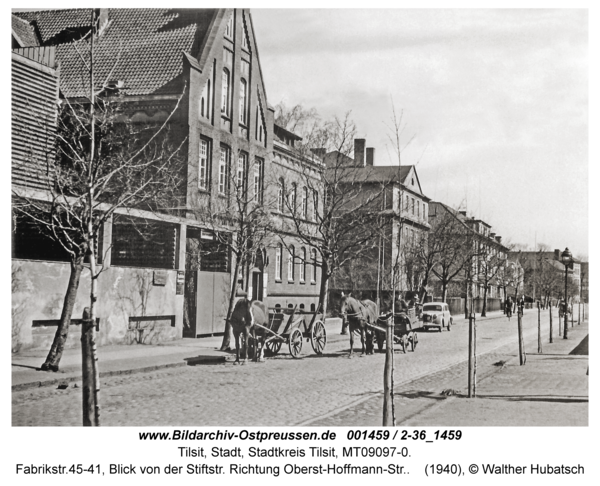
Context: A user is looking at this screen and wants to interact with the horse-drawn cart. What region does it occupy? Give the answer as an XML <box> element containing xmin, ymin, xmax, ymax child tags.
<box><xmin>371</xmin><ymin>308</ymin><xmax>419</xmax><ymax>353</ymax></box>
<box><xmin>252</xmin><ymin>306</ymin><xmax>327</xmax><ymax>359</ymax></box>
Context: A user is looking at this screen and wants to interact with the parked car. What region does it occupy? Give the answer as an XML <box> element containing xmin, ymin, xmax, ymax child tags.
<box><xmin>421</xmin><ymin>302</ymin><xmax>452</xmax><ymax>331</ymax></box>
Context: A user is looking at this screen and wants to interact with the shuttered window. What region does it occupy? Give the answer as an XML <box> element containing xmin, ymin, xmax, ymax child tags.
<box><xmin>111</xmin><ymin>215</ymin><xmax>177</xmax><ymax>269</ymax></box>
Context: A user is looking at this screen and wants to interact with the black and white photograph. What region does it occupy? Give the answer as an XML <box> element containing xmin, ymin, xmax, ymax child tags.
<box><xmin>8</xmin><ymin>3</ymin><xmax>593</xmax><ymax>483</ymax></box>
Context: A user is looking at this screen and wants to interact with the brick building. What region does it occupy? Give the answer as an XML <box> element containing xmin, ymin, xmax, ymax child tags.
<box><xmin>11</xmin><ymin>8</ymin><xmax>322</xmax><ymax>351</ymax></box>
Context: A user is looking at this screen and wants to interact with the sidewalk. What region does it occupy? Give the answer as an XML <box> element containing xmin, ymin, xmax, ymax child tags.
<box><xmin>11</xmin><ymin>317</ymin><xmax>344</xmax><ymax>391</ymax></box>
<box><xmin>400</xmin><ymin>318</ymin><xmax>589</xmax><ymax>426</ymax></box>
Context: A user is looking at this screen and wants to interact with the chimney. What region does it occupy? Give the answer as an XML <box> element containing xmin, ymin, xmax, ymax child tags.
<box><xmin>366</xmin><ymin>147</ymin><xmax>375</xmax><ymax>166</ymax></box>
<box><xmin>554</xmin><ymin>249</ymin><xmax>560</xmax><ymax>261</ymax></box>
<box><xmin>354</xmin><ymin>139</ymin><xmax>365</xmax><ymax>167</ymax></box>
<box><xmin>459</xmin><ymin>210</ymin><xmax>467</xmax><ymax>217</ymax></box>
<box><xmin>495</xmin><ymin>236</ymin><xmax>502</xmax><ymax>244</ymax></box>
<box><xmin>311</xmin><ymin>148</ymin><xmax>326</xmax><ymax>158</ymax></box>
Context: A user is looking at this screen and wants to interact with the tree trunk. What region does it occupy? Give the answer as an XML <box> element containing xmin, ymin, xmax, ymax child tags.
<box><xmin>41</xmin><ymin>258</ymin><xmax>84</xmax><ymax>371</ymax></box>
<box><xmin>220</xmin><ymin>255</ymin><xmax>243</xmax><ymax>351</ymax></box>
<box><xmin>382</xmin><ymin>315</ymin><xmax>395</xmax><ymax>425</ymax></box>
<box><xmin>317</xmin><ymin>260</ymin><xmax>330</xmax><ymax>318</ymax></box>
<box><xmin>480</xmin><ymin>285</ymin><xmax>488</xmax><ymax>317</ymax></box>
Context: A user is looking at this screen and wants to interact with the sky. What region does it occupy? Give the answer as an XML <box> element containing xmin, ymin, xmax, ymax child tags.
<box><xmin>251</xmin><ymin>8</ymin><xmax>589</xmax><ymax>259</ymax></box>
<box><xmin>8</xmin><ymin>6</ymin><xmax>590</xmax><ymax>258</ymax></box>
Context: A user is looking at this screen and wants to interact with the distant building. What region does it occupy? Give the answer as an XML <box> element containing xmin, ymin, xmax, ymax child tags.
<box><xmin>326</xmin><ymin>139</ymin><xmax>431</xmax><ymax>309</ymax></box>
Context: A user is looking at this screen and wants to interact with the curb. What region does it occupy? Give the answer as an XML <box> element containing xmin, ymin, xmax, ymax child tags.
<box><xmin>12</xmin><ymin>355</ymin><xmax>226</xmax><ymax>392</ymax></box>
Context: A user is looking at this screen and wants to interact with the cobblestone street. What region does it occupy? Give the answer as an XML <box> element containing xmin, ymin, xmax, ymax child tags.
<box><xmin>12</xmin><ymin>311</ymin><xmax>576</xmax><ymax>426</ymax></box>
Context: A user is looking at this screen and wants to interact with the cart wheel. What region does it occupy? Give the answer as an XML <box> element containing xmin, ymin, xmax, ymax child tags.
<box><xmin>411</xmin><ymin>332</ymin><xmax>418</xmax><ymax>351</ymax></box>
<box><xmin>289</xmin><ymin>329</ymin><xmax>303</xmax><ymax>358</ymax></box>
<box><xmin>265</xmin><ymin>339</ymin><xmax>282</xmax><ymax>356</ymax></box>
<box><xmin>400</xmin><ymin>334</ymin><xmax>408</xmax><ymax>353</ymax></box>
<box><xmin>310</xmin><ymin>320</ymin><xmax>327</xmax><ymax>354</ymax></box>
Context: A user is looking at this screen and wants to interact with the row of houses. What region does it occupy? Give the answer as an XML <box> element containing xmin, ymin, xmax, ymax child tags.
<box><xmin>11</xmin><ymin>8</ymin><xmax>521</xmax><ymax>352</ymax></box>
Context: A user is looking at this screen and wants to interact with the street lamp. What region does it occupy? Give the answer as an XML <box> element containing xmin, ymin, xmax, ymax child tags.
<box><xmin>561</xmin><ymin>248</ymin><xmax>573</xmax><ymax>339</ymax></box>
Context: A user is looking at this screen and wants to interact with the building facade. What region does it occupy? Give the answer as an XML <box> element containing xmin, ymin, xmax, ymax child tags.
<box><xmin>11</xmin><ymin>8</ymin><xmax>322</xmax><ymax>351</ymax></box>
<box><xmin>327</xmin><ymin>138</ymin><xmax>431</xmax><ymax>310</ymax></box>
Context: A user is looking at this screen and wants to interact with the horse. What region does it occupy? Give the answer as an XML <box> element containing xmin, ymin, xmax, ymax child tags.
<box><xmin>340</xmin><ymin>292</ymin><xmax>377</xmax><ymax>357</ymax></box>
<box><xmin>229</xmin><ymin>297</ymin><xmax>269</xmax><ymax>364</ymax></box>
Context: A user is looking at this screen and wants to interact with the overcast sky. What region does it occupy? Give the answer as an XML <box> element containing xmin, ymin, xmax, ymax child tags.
<box><xmin>252</xmin><ymin>8</ymin><xmax>589</xmax><ymax>258</ymax></box>
<box><xmin>9</xmin><ymin>6</ymin><xmax>590</xmax><ymax>258</ymax></box>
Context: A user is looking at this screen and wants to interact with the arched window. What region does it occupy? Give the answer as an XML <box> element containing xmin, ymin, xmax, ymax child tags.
<box><xmin>302</xmin><ymin>186</ymin><xmax>308</xmax><ymax>219</ymax></box>
<box><xmin>288</xmin><ymin>246</ymin><xmax>295</xmax><ymax>282</ymax></box>
<box><xmin>311</xmin><ymin>248</ymin><xmax>317</xmax><ymax>283</ymax></box>
<box><xmin>289</xmin><ymin>183</ymin><xmax>297</xmax><ymax>213</ymax></box>
<box><xmin>300</xmin><ymin>247</ymin><xmax>306</xmax><ymax>282</ymax></box>
<box><xmin>221</xmin><ymin>69</ymin><xmax>230</xmax><ymax>117</ymax></box>
<box><xmin>239</xmin><ymin>79</ymin><xmax>247</xmax><ymax>125</ymax></box>
<box><xmin>278</xmin><ymin>178</ymin><xmax>284</xmax><ymax>212</ymax></box>
<box><xmin>199</xmin><ymin>64</ymin><xmax>213</xmax><ymax>121</ymax></box>
<box><xmin>275</xmin><ymin>244</ymin><xmax>282</xmax><ymax>281</ymax></box>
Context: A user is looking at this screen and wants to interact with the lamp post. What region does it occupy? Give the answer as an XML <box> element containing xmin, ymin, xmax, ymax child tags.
<box><xmin>561</xmin><ymin>248</ymin><xmax>573</xmax><ymax>339</ymax></box>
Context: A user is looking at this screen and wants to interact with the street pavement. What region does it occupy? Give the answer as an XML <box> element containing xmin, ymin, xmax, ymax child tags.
<box><xmin>11</xmin><ymin>307</ymin><xmax>589</xmax><ymax>426</ymax></box>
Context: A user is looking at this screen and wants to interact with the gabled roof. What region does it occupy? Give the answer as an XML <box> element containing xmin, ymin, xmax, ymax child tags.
<box><xmin>12</xmin><ymin>14</ymin><xmax>40</xmax><ymax>47</ymax></box>
<box><xmin>14</xmin><ymin>9</ymin><xmax>219</xmax><ymax>97</ymax></box>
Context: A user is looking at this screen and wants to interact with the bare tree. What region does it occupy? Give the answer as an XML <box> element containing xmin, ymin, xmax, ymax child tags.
<box><xmin>477</xmin><ymin>241</ymin><xmax>511</xmax><ymax>317</ymax></box>
<box><xmin>430</xmin><ymin>208</ymin><xmax>475</xmax><ymax>303</ymax></box>
<box><xmin>275</xmin><ymin>109</ymin><xmax>388</xmax><ymax>318</ymax></box>
<box><xmin>194</xmin><ymin>153</ymin><xmax>275</xmax><ymax>351</ymax></box>
<box><xmin>12</xmin><ymin>10</ymin><xmax>186</xmax><ymax>425</ymax></box>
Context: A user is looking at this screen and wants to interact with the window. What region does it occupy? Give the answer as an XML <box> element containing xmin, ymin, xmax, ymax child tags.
<box><xmin>302</xmin><ymin>186</ymin><xmax>308</xmax><ymax>219</ymax></box>
<box><xmin>111</xmin><ymin>215</ymin><xmax>177</xmax><ymax>269</ymax></box>
<box><xmin>289</xmin><ymin>183</ymin><xmax>297</xmax><ymax>213</ymax></box>
<box><xmin>411</xmin><ymin>198</ymin><xmax>415</xmax><ymax>215</ymax></box>
<box><xmin>417</xmin><ymin>200</ymin><xmax>420</xmax><ymax>218</ymax></box>
<box><xmin>12</xmin><ymin>211</ymin><xmax>73</xmax><ymax>263</ymax></box>
<box><xmin>199</xmin><ymin>234</ymin><xmax>230</xmax><ymax>273</ymax></box>
<box><xmin>423</xmin><ymin>203</ymin><xmax>427</xmax><ymax>219</ymax></box>
<box><xmin>199</xmin><ymin>138</ymin><xmax>210</xmax><ymax>191</ymax></box>
<box><xmin>239</xmin><ymin>79</ymin><xmax>247</xmax><ymax>125</ymax></box>
<box><xmin>224</xmin><ymin>14</ymin><xmax>234</xmax><ymax>39</ymax></box>
<box><xmin>405</xmin><ymin>194</ymin><xmax>409</xmax><ymax>211</ymax></box>
<box><xmin>275</xmin><ymin>244</ymin><xmax>282</xmax><ymax>281</ymax></box>
<box><xmin>277</xmin><ymin>178</ymin><xmax>284</xmax><ymax>212</ymax></box>
<box><xmin>313</xmin><ymin>189</ymin><xmax>319</xmax><ymax>221</ymax></box>
<box><xmin>221</xmin><ymin>69</ymin><xmax>230</xmax><ymax>117</ymax></box>
<box><xmin>241</xmin><ymin>59</ymin><xmax>250</xmax><ymax>76</ymax></box>
<box><xmin>199</xmin><ymin>62</ymin><xmax>213</xmax><ymax>121</ymax></box>
<box><xmin>311</xmin><ymin>249</ymin><xmax>317</xmax><ymax>283</ymax></box>
<box><xmin>237</xmin><ymin>152</ymin><xmax>247</xmax><ymax>196</ymax></box>
<box><xmin>219</xmin><ymin>146</ymin><xmax>230</xmax><ymax>195</ymax></box>
<box><xmin>300</xmin><ymin>247</ymin><xmax>306</xmax><ymax>282</ymax></box>
<box><xmin>241</xmin><ymin>16</ymin><xmax>250</xmax><ymax>49</ymax></box>
<box><xmin>254</xmin><ymin>157</ymin><xmax>263</xmax><ymax>203</ymax></box>
<box><xmin>12</xmin><ymin>208</ymin><xmax>104</xmax><ymax>264</ymax></box>
<box><xmin>288</xmin><ymin>246</ymin><xmax>295</xmax><ymax>281</ymax></box>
